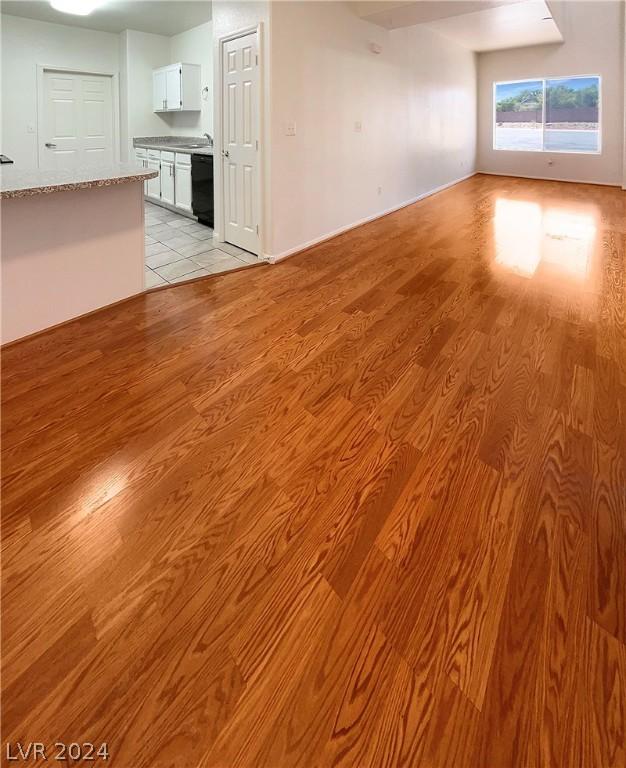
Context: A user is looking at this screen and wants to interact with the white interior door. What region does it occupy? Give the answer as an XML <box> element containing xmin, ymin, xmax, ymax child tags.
<box><xmin>222</xmin><ymin>31</ymin><xmax>259</xmax><ymax>255</ymax></box>
<box><xmin>40</xmin><ymin>70</ymin><xmax>113</xmax><ymax>170</ymax></box>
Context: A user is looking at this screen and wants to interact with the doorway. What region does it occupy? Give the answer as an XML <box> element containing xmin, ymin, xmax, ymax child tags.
<box><xmin>38</xmin><ymin>68</ymin><xmax>116</xmax><ymax>169</ymax></box>
<box><xmin>220</xmin><ymin>28</ymin><xmax>261</xmax><ymax>256</ymax></box>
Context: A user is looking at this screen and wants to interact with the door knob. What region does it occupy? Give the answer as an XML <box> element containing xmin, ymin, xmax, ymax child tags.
<box><xmin>223</xmin><ymin>150</ymin><xmax>230</xmax><ymax>158</ymax></box>
<box><xmin>45</xmin><ymin>142</ymin><xmax>57</xmax><ymax>148</ymax></box>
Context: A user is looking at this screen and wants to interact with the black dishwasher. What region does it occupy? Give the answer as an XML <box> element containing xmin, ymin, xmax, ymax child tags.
<box><xmin>191</xmin><ymin>154</ymin><xmax>214</xmax><ymax>228</ymax></box>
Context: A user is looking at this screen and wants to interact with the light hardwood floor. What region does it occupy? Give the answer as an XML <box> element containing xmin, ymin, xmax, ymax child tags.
<box><xmin>2</xmin><ymin>174</ymin><xmax>625</xmax><ymax>767</ymax></box>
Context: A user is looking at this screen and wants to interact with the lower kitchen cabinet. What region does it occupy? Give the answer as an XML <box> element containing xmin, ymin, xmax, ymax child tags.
<box><xmin>174</xmin><ymin>155</ymin><xmax>192</xmax><ymax>213</ymax></box>
<box><xmin>137</xmin><ymin>147</ymin><xmax>202</xmax><ymax>217</ymax></box>
<box><xmin>160</xmin><ymin>151</ymin><xmax>175</xmax><ymax>206</ymax></box>
<box><xmin>146</xmin><ymin>155</ymin><xmax>161</xmax><ymax>201</ymax></box>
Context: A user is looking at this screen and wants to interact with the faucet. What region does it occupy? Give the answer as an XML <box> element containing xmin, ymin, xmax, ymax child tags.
<box><xmin>204</xmin><ymin>133</ymin><xmax>214</xmax><ymax>147</ymax></box>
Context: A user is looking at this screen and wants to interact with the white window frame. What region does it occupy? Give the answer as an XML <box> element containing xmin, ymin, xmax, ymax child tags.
<box><xmin>492</xmin><ymin>74</ymin><xmax>602</xmax><ymax>155</ymax></box>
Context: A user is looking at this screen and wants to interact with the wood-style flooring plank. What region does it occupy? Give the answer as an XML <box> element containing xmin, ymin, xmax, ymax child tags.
<box><xmin>2</xmin><ymin>175</ymin><xmax>625</xmax><ymax>767</ymax></box>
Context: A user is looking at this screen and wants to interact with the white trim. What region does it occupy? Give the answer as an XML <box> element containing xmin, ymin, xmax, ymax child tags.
<box><xmin>216</xmin><ymin>23</ymin><xmax>265</xmax><ymax>258</ymax></box>
<box><xmin>478</xmin><ymin>170</ymin><xmax>622</xmax><ymax>188</ymax></box>
<box><xmin>37</xmin><ymin>65</ymin><xmax>121</xmax><ymax>169</ymax></box>
<box><xmin>266</xmin><ymin>172</ymin><xmax>477</xmax><ymax>264</ymax></box>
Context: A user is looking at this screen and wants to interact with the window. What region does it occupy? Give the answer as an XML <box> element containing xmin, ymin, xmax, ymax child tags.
<box><xmin>494</xmin><ymin>76</ymin><xmax>600</xmax><ymax>154</ymax></box>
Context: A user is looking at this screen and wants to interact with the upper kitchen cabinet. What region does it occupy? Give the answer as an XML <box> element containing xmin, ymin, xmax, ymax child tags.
<box><xmin>152</xmin><ymin>63</ymin><xmax>201</xmax><ymax>112</ymax></box>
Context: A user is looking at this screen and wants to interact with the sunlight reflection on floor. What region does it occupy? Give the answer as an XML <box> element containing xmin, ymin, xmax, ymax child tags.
<box><xmin>493</xmin><ymin>198</ymin><xmax>597</xmax><ymax>279</ymax></box>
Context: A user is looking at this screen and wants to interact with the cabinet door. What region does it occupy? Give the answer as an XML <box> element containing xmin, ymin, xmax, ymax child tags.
<box><xmin>165</xmin><ymin>66</ymin><xmax>181</xmax><ymax>110</ymax></box>
<box><xmin>146</xmin><ymin>157</ymin><xmax>161</xmax><ymax>199</ymax></box>
<box><xmin>135</xmin><ymin>150</ymin><xmax>148</xmax><ymax>194</ymax></box>
<box><xmin>175</xmin><ymin>159</ymin><xmax>192</xmax><ymax>212</ymax></box>
<box><xmin>180</xmin><ymin>64</ymin><xmax>201</xmax><ymax>111</ymax></box>
<box><xmin>153</xmin><ymin>70</ymin><xmax>166</xmax><ymax>112</ymax></box>
<box><xmin>161</xmin><ymin>160</ymin><xmax>175</xmax><ymax>205</ymax></box>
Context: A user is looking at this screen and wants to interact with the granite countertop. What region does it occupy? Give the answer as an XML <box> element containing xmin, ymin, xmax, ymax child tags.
<box><xmin>133</xmin><ymin>135</ymin><xmax>214</xmax><ymax>156</ymax></box>
<box><xmin>0</xmin><ymin>163</ymin><xmax>158</xmax><ymax>199</ymax></box>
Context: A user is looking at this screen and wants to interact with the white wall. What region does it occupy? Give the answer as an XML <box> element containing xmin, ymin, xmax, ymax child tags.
<box><xmin>267</xmin><ymin>1</ymin><xmax>477</xmax><ymax>259</ymax></box>
<box><xmin>168</xmin><ymin>21</ymin><xmax>213</xmax><ymax>138</ymax></box>
<box><xmin>120</xmin><ymin>28</ymin><xmax>171</xmax><ymax>160</ymax></box>
<box><xmin>1</xmin><ymin>14</ymin><xmax>120</xmax><ymax>169</ymax></box>
<box><xmin>477</xmin><ymin>0</ymin><xmax>625</xmax><ymax>186</ymax></box>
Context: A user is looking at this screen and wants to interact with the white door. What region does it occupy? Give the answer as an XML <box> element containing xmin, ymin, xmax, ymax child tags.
<box><xmin>40</xmin><ymin>70</ymin><xmax>113</xmax><ymax>170</ymax></box>
<box><xmin>153</xmin><ymin>69</ymin><xmax>167</xmax><ymax>112</ymax></box>
<box><xmin>222</xmin><ymin>31</ymin><xmax>259</xmax><ymax>254</ymax></box>
<box><xmin>175</xmin><ymin>156</ymin><xmax>192</xmax><ymax>212</ymax></box>
<box><xmin>166</xmin><ymin>66</ymin><xmax>181</xmax><ymax>111</ymax></box>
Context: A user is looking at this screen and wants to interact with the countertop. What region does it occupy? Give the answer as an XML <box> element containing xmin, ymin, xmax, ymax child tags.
<box><xmin>133</xmin><ymin>136</ymin><xmax>214</xmax><ymax>156</ymax></box>
<box><xmin>134</xmin><ymin>142</ymin><xmax>214</xmax><ymax>156</ymax></box>
<box><xmin>0</xmin><ymin>163</ymin><xmax>158</xmax><ymax>199</ymax></box>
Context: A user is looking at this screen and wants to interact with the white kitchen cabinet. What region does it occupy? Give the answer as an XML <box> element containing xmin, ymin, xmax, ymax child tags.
<box><xmin>160</xmin><ymin>151</ymin><xmax>175</xmax><ymax>206</ymax></box>
<box><xmin>153</xmin><ymin>63</ymin><xmax>201</xmax><ymax>112</ymax></box>
<box><xmin>174</xmin><ymin>154</ymin><xmax>192</xmax><ymax>213</ymax></box>
<box><xmin>165</xmin><ymin>67</ymin><xmax>181</xmax><ymax>111</ymax></box>
<box><xmin>146</xmin><ymin>152</ymin><xmax>161</xmax><ymax>200</ymax></box>
<box><xmin>152</xmin><ymin>69</ymin><xmax>167</xmax><ymax>113</ymax></box>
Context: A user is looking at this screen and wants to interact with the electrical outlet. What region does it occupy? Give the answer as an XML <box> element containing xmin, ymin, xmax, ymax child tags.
<box><xmin>285</xmin><ymin>121</ymin><xmax>296</xmax><ymax>137</ymax></box>
<box><xmin>377</xmin><ymin>186</ymin><xmax>382</xmax><ymax>195</ymax></box>
<box><xmin>354</xmin><ymin>121</ymin><xmax>362</xmax><ymax>133</ymax></box>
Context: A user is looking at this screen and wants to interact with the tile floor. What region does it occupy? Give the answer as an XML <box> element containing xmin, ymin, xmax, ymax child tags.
<box><xmin>144</xmin><ymin>201</ymin><xmax>261</xmax><ymax>288</ymax></box>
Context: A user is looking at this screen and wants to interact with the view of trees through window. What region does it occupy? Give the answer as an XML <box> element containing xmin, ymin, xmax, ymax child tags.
<box><xmin>494</xmin><ymin>76</ymin><xmax>600</xmax><ymax>153</ymax></box>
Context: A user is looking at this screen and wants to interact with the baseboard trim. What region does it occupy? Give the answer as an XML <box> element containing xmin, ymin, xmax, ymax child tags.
<box><xmin>477</xmin><ymin>170</ymin><xmax>622</xmax><ymax>188</ymax></box>
<box><xmin>265</xmin><ymin>171</ymin><xmax>477</xmax><ymax>264</ymax></box>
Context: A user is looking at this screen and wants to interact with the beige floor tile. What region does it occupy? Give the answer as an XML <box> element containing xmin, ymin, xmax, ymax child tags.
<box><xmin>154</xmin><ymin>258</ymin><xmax>202</xmax><ymax>281</ymax></box>
<box><xmin>145</xmin><ymin>242</ymin><xmax>173</xmax><ymax>258</ymax></box>
<box><xmin>169</xmin><ymin>268</ymin><xmax>211</xmax><ymax>283</ymax></box>
<box><xmin>145</xmin><ymin>249</ymin><xmax>184</xmax><ymax>269</ymax></box>
<box><xmin>176</xmin><ymin>241</ymin><xmax>217</xmax><ymax>258</ymax></box>
<box><xmin>208</xmin><ymin>256</ymin><xmax>247</xmax><ymax>274</ymax></box>
<box><xmin>144</xmin><ymin>269</ymin><xmax>167</xmax><ymax>288</ymax></box>
<box><xmin>160</xmin><ymin>233</ymin><xmax>199</xmax><ymax>250</ymax></box>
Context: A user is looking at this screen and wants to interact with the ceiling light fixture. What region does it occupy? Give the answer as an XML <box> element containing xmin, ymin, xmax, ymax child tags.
<box><xmin>50</xmin><ymin>0</ymin><xmax>104</xmax><ymax>15</ymax></box>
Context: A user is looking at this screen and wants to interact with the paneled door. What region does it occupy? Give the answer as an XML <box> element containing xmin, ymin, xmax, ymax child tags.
<box><xmin>222</xmin><ymin>31</ymin><xmax>259</xmax><ymax>255</ymax></box>
<box><xmin>40</xmin><ymin>70</ymin><xmax>114</xmax><ymax>170</ymax></box>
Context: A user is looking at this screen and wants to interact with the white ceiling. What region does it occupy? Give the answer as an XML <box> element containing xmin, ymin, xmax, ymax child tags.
<box><xmin>0</xmin><ymin>0</ymin><xmax>211</xmax><ymax>36</ymax></box>
<box><xmin>423</xmin><ymin>0</ymin><xmax>562</xmax><ymax>51</ymax></box>
<box><xmin>355</xmin><ymin>0</ymin><xmax>563</xmax><ymax>51</ymax></box>
<box><xmin>355</xmin><ymin>0</ymin><xmax>520</xmax><ymax>30</ymax></box>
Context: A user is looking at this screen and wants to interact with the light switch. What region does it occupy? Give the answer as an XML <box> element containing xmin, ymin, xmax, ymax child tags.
<box><xmin>354</xmin><ymin>121</ymin><xmax>362</xmax><ymax>133</ymax></box>
<box><xmin>285</xmin><ymin>121</ymin><xmax>296</xmax><ymax>137</ymax></box>
<box><xmin>26</xmin><ymin>124</ymin><xmax>35</xmax><ymax>134</ymax></box>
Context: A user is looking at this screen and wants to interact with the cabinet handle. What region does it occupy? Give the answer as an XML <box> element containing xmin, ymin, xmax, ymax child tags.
<box><xmin>163</xmin><ymin>99</ymin><xmax>166</xmax><ymax>110</ymax></box>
